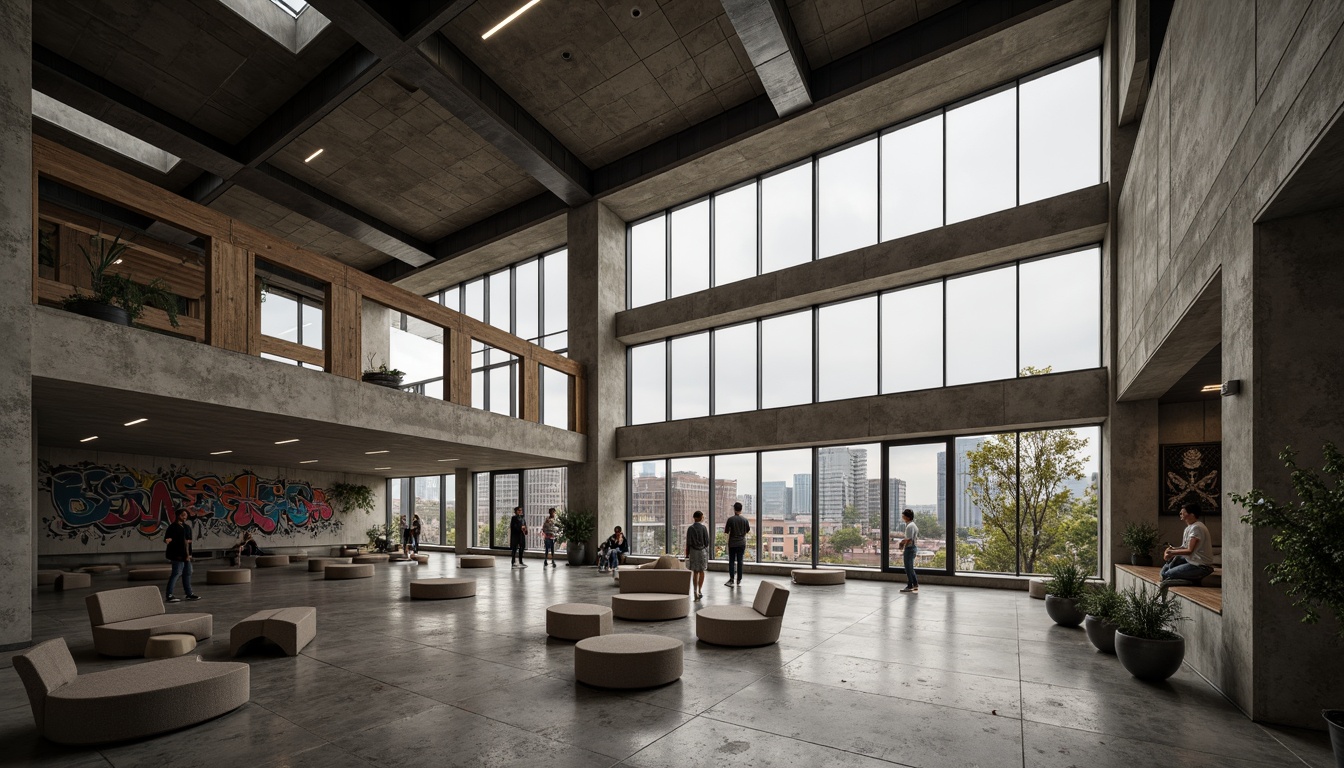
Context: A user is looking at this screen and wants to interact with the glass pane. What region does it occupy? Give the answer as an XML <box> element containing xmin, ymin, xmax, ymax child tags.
<box><xmin>814</xmin><ymin>444</ymin><xmax>879</xmax><ymax>566</ymax></box>
<box><xmin>629</xmin><ymin>461</ymin><xmax>666</xmax><ymax>555</ymax></box>
<box><xmin>489</xmin><ymin>362</ymin><xmax>514</xmax><ymax>416</ymax></box>
<box><xmin>818</xmin><ymin>138</ymin><xmax>877</xmax><ymax>258</ymax></box>
<box><xmin>670</xmin><ymin>332</ymin><xmax>709</xmax><ymax>420</ymax></box>
<box><xmin>390</xmin><ymin>478</ymin><xmax>405</xmax><ymax>522</ymax></box>
<box><xmin>443</xmin><ymin>285</ymin><xmax>459</xmax><ymax>313</ymax></box>
<box><xmin>630</xmin><ymin>215</ymin><xmax>666</xmax><ymax>309</ymax></box>
<box><xmin>390</xmin><ymin>316</ymin><xmax>444</xmax><ymax>396</ymax></box>
<box><xmin>670</xmin><ymin>200</ymin><xmax>710</xmax><ymax>298</ymax></box>
<box><xmin>260</xmin><ymin>289</ymin><xmax>298</xmax><ymax>341</ymax></box>
<box><xmin>541</xmin><ymin>366</ymin><xmax>570</xmax><ymax>429</ymax></box>
<box><xmin>881</xmin><ymin>114</ymin><xmax>944</xmax><ymax>240</ymax></box>
<box><xmin>413</xmin><ymin>476</ymin><xmax>440</xmax><ymax>546</ymax></box>
<box><xmin>761</xmin><ymin>162</ymin><xmax>813</xmax><ymax>273</ymax></box>
<box><xmin>471</xmin><ymin>370</ymin><xmax>485</xmax><ymax>410</ymax></box>
<box><xmin>488</xmin><ymin>269</ymin><xmax>512</xmax><ymax>333</ymax></box>
<box><xmin>761</xmin><ymin>449</ymin><xmax>811</xmax><ymax>564</ymax></box>
<box><xmin>474</xmin><ymin>473</ymin><xmax>489</xmax><ymax>547</ymax></box>
<box><xmin>669</xmin><ymin>457</ymin><xmax>709</xmax><ymax>557</ymax></box>
<box><xmin>946</xmin><ymin>88</ymin><xmax>1016</xmax><ymax>224</ymax></box>
<box><xmin>515</xmin><ymin>259</ymin><xmax>539</xmax><ymax>342</ymax></box>
<box><xmin>958</xmin><ymin>433</ymin><xmax>1012</xmax><ymax>573</ymax></box>
<box><xmin>945</xmin><ymin>266</ymin><xmax>1016</xmax><ymax>385</ymax></box>
<box><xmin>444</xmin><ymin>475</ymin><xmax>456</xmax><ymax>548</ymax></box>
<box><xmin>1019</xmin><ymin>248</ymin><xmax>1100</xmax><ymax>374</ymax></box>
<box><xmin>543</xmin><ymin>249</ymin><xmax>567</xmax><ymax>335</ymax></box>
<box><xmin>881</xmin><ymin>283</ymin><xmax>943</xmax><ymax>393</ymax></box>
<box><xmin>886</xmin><ymin>442</ymin><xmax>948</xmax><ymax>571</ymax></box>
<box><xmin>628</xmin><ymin>341</ymin><xmax>667</xmax><ymax>425</ymax></box>
<box><xmin>1019</xmin><ymin>57</ymin><xmax>1100</xmax><ymax>204</ymax></box>
<box><xmin>761</xmin><ymin>310</ymin><xmax>813</xmax><ymax>408</ymax></box>
<box><xmin>713</xmin><ymin>183</ymin><xmax>757</xmax><ymax>286</ymax></box>
<box><xmin>713</xmin><ymin>453</ymin><xmax>757</xmax><ymax>561</ymax></box>
<box><xmin>817</xmin><ymin>296</ymin><xmax>877</xmax><ymax>401</ymax></box>
<box><xmin>464</xmin><ymin>278</ymin><xmax>485</xmax><ymax>322</ymax></box>
<box><xmin>542</xmin><ymin>332</ymin><xmax>568</xmax><ymax>353</ymax></box>
<box><xmin>713</xmin><ymin>322</ymin><xmax>757</xmax><ymax>415</ymax></box>
<box><xmin>491</xmin><ymin>473</ymin><xmax>520</xmax><ymax>549</ymax></box>
<box><xmin>524</xmin><ymin>468</ymin><xmax>567</xmax><ymax>551</ymax></box>
<box><xmin>300</xmin><ymin>301</ymin><xmax>323</xmax><ymax>350</ymax></box>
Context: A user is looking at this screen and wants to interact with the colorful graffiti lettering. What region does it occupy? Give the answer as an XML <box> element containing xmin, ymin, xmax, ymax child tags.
<box><xmin>40</xmin><ymin>461</ymin><xmax>341</xmax><ymax>544</ymax></box>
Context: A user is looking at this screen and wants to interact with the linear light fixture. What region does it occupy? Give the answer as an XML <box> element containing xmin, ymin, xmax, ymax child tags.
<box><xmin>275</xmin><ymin>438</ymin><xmax>300</xmax><ymax>445</ymax></box>
<box><xmin>1200</xmin><ymin>384</ymin><xmax>1221</xmax><ymax>393</ymax></box>
<box><xmin>482</xmin><ymin>0</ymin><xmax>540</xmax><ymax>39</ymax></box>
<box><xmin>365</xmin><ymin>450</ymin><xmax>389</xmax><ymax>455</ymax></box>
<box><xmin>304</xmin><ymin>148</ymin><xmax>323</xmax><ymax>163</ymax></box>
<box><xmin>123</xmin><ymin>418</ymin><xmax>147</xmax><ymax>426</ymax></box>
<box><xmin>437</xmin><ymin>458</ymin><xmax>458</xmax><ymax>462</ymax></box>
<box><xmin>210</xmin><ymin>450</ymin><xmax>233</xmax><ymax>455</ymax></box>
<box><xmin>299</xmin><ymin>459</ymin><xmax>319</xmax><ymax>464</ymax></box>
<box><xmin>374</xmin><ymin>466</ymin><xmax>392</xmax><ymax>470</ymax></box>
<box><xmin>80</xmin><ymin>435</ymin><xmax>98</xmax><ymax>442</ymax></box>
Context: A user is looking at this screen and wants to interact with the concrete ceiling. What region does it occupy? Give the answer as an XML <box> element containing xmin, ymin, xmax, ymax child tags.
<box><xmin>786</xmin><ymin>0</ymin><xmax>959</xmax><ymax>68</ymax></box>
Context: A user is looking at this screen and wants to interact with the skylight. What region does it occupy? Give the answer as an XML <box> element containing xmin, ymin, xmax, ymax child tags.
<box><xmin>32</xmin><ymin>91</ymin><xmax>180</xmax><ymax>174</ymax></box>
<box><xmin>215</xmin><ymin>0</ymin><xmax>329</xmax><ymax>53</ymax></box>
<box><xmin>270</xmin><ymin>0</ymin><xmax>308</xmax><ymax>17</ymax></box>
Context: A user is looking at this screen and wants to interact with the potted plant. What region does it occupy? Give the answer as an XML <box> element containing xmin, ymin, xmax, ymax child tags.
<box><xmin>1122</xmin><ymin>521</ymin><xmax>1160</xmax><ymax>566</ymax></box>
<box><xmin>1232</xmin><ymin>443</ymin><xmax>1344</xmax><ymax>761</ymax></box>
<box><xmin>362</xmin><ymin>354</ymin><xmax>405</xmax><ymax>388</ymax></box>
<box><xmin>555</xmin><ymin>507</ymin><xmax>596</xmax><ymax>566</ymax></box>
<box><xmin>329</xmin><ymin>483</ymin><xmax>375</xmax><ymax>516</ymax></box>
<box><xmin>1042</xmin><ymin>560</ymin><xmax>1088</xmax><ymax>627</ymax></box>
<box><xmin>63</xmin><ymin>232</ymin><xmax>180</xmax><ymax>328</ymax></box>
<box><xmin>1115</xmin><ymin>585</ymin><xmax>1185</xmax><ymax>680</ymax></box>
<box><xmin>1078</xmin><ymin>582</ymin><xmax>1125</xmax><ymax>654</ymax></box>
<box><xmin>365</xmin><ymin>523</ymin><xmax>386</xmax><ymax>549</ymax></box>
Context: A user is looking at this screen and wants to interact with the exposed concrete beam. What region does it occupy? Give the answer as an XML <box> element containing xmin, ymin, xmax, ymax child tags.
<box><xmin>1117</xmin><ymin>270</ymin><xmax>1221</xmax><ymax>402</ymax></box>
<box><xmin>719</xmin><ymin>0</ymin><xmax>812</xmax><ymax>117</ymax></box>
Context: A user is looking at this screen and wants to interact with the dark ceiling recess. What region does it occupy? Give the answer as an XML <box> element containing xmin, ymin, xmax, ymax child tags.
<box><xmin>1159</xmin><ymin>345</ymin><xmax>1222</xmax><ymax>404</ymax></box>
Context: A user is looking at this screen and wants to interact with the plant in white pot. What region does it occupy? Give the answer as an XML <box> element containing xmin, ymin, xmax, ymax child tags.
<box><xmin>1114</xmin><ymin>585</ymin><xmax>1185</xmax><ymax>681</ymax></box>
<box><xmin>1078</xmin><ymin>582</ymin><xmax>1125</xmax><ymax>654</ymax></box>
<box><xmin>1042</xmin><ymin>560</ymin><xmax>1088</xmax><ymax>627</ymax></box>
<box><xmin>1232</xmin><ymin>443</ymin><xmax>1344</xmax><ymax>763</ymax></box>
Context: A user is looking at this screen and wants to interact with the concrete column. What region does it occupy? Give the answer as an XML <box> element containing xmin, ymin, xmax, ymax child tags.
<box><xmin>453</xmin><ymin>468</ymin><xmax>470</xmax><ymax>551</ymax></box>
<box><xmin>566</xmin><ymin>201</ymin><xmax>626</xmax><ymax>562</ymax></box>
<box><xmin>361</xmin><ymin>298</ymin><xmax>391</xmax><ymax>372</ymax></box>
<box><xmin>0</xmin><ymin>0</ymin><xmax>33</xmax><ymax>650</ymax></box>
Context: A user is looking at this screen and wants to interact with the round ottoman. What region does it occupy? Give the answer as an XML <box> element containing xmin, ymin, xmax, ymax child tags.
<box><xmin>325</xmin><ymin>564</ymin><xmax>374</xmax><ymax>580</ymax></box>
<box><xmin>1029</xmin><ymin>579</ymin><xmax>1048</xmax><ymax>600</ymax></box>
<box><xmin>792</xmin><ymin>568</ymin><xmax>846</xmax><ymax>585</ymax></box>
<box><xmin>207</xmin><ymin>569</ymin><xmax>252</xmax><ymax>585</ymax></box>
<box><xmin>547</xmin><ymin>603</ymin><xmax>613</xmax><ymax>640</ymax></box>
<box><xmin>352</xmin><ymin>554</ymin><xmax>389</xmax><ymax>564</ymax></box>
<box><xmin>255</xmin><ymin>555</ymin><xmax>290</xmax><ymax>567</ymax></box>
<box><xmin>611</xmin><ymin>593</ymin><xmax>690</xmax><ymax>621</ymax></box>
<box><xmin>575</xmin><ymin>634</ymin><xmax>682</xmax><ymax>689</ymax></box>
<box><xmin>288</xmin><ymin>555</ymin><xmax>309</xmax><ymax>563</ymax></box>
<box><xmin>459</xmin><ymin>555</ymin><xmax>495</xmax><ymax>568</ymax></box>
<box><xmin>144</xmin><ymin>633</ymin><xmax>197</xmax><ymax>659</ymax></box>
<box><xmin>308</xmin><ymin>557</ymin><xmax>351</xmax><ymax>572</ymax></box>
<box><xmin>409</xmin><ymin>578</ymin><xmax>476</xmax><ymax>599</ymax></box>
<box><xmin>411</xmin><ymin>554</ymin><xmax>429</xmax><ymax>564</ymax></box>
<box><xmin>388</xmin><ymin>553</ymin><xmax>410</xmax><ymax>562</ymax></box>
<box><xmin>127</xmin><ymin>566</ymin><xmax>172</xmax><ymax>581</ymax></box>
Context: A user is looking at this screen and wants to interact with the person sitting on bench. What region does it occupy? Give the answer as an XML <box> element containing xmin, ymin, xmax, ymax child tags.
<box><xmin>1161</xmin><ymin>503</ymin><xmax>1215</xmax><ymax>588</ymax></box>
<box><xmin>230</xmin><ymin>531</ymin><xmax>267</xmax><ymax>565</ymax></box>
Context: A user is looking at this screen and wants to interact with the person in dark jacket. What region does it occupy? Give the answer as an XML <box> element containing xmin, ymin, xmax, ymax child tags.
<box><xmin>164</xmin><ymin>509</ymin><xmax>200</xmax><ymax>603</ymax></box>
<box><xmin>509</xmin><ymin>506</ymin><xmax>528</xmax><ymax>568</ymax></box>
<box><xmin>410</xmin><ymin>514</ymin><xmax>423</xmax><ymax>554</ymax></box>
<box><xmin>601</xmin><ymin>526</ymin><xmax>629</xmax><ymax>573</ymax></box>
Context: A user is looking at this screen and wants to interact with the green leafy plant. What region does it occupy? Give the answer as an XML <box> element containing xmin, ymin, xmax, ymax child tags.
<box><xmin>363</xmin><ymin>353</ymin><xmax>405</xmax><ymax>377</ymax></box>
<box><xmin>1116</xmin><ymin>585</ymin><xmax>1184</xmax><ymax>640</ymax></box>
<box><xmin>1232</xmin><ymin>443</ymin><xmax>1344</xmax><ymax>638</ymax></box>
<box><xmin>1122</xmin><ymin>521</ymin><xmax>1160</xmax><ymax>557</ymax></box>
<box><xmin>1042</xmin><ymin>560</ymin><xmax>1088</xmax><ymax>600</ymax></box>
<box><xmin>329</xmin><ymin>483</ymin><xmax>375</xmax><ymax>515</ymax></box>
<box><xmin>63</xmin><ymin>231</ymin><xmax>180</xmax><ymax>326</ymax></box>
<box><xmin>555</xmin><ymin>507</ymin><xmax>596</xmax><ymax>545</ymax></box>
<box><xmin>365</xmin><ymin>523</ymin><xmax>387</xmax><ymax>548</ymax></box>
<box><xmin>1078</xmin><ymin>582</ymin><xmax>1125</xmax><ymax>621</ymax></box>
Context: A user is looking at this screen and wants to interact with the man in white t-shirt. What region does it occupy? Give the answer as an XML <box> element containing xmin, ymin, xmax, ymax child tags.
<box><xmin>1160</xmin><ymin>503</ymin><xmax>1215</xmax><ymax>587</ymax></box>
<box><xmin>898</xmin><ymin>509</ymin><xmax>919</xmax><ymax>593</ymax></box>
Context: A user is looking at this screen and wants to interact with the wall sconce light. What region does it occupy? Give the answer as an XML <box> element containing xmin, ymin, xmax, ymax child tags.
<box><xmin>1220</xmin><ymin>380</ymin><xmax>1241</xmax><ymax>397</ymax></box>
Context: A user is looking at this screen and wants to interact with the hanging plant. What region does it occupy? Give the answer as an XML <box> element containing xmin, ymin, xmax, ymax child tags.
<box><xmin>329</xmin><ymin>482</ymin><xmax>375</xmax><ymax>515</ymax></box>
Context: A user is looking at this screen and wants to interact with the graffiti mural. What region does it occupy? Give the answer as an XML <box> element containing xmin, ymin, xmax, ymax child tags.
<box><xmin>39</xmin><ymin>461</ymin><xmax>341</xmax><ymax>544</ymax></box>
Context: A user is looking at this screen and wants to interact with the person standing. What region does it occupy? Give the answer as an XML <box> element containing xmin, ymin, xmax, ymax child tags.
<box><xmin>1161</xmin><ymin>503</ymin><xmax>1215</xmax><ymax>587</ymax></box>
<box><xmin>164</xmin><ymin>509</ymin><xmax>200</xmax><ymax>603</ymax></box>
<box><xmin>898</xmin><ymin>509</ymin><xmax>919</xmax><ymax>593</ymax></box>
<box><xmin>541</xmin><ymin>508</ymin><xmax>559</xmax><ymax>567</ymax></box>
<box><xmin>724</xmin><ymin>502</ymin><xmax>750</xmax><ymax>588</ymax></box>
<box><xmin>410</xmin><ymin>514</ymin><xmax>423</xmax><ymax>554</ymax></box>
<box><xmin>685</xmin><ymin>510</ymin><xmax>710</xmax><ymax>600</ymax></box>
<box><xmin>510</xmin><ymin>506</ymin><xmax>528</xmax><ymax>568</ymax></box>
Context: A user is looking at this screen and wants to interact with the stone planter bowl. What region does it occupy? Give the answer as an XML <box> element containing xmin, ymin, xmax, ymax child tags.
<box><xmin>1083</xmin><ymin>614</ymin><xmax>1119</xmax><ymax>654</ymax></box>
<box><xmin>1115</xmin><ymin>631</ymin><xmax>1185</xmax><ymax>681</ymax></box>
<box><xmin>1044</xmin><ymin>595</ymin><xmax>1085</xmax><ymax>627</ymax></box>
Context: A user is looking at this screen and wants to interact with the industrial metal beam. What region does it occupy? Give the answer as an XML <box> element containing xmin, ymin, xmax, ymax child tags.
<box><xmin>719</xmin><ymin>0</ymin><xmax>812</xmax><ymax>117</ymax></box>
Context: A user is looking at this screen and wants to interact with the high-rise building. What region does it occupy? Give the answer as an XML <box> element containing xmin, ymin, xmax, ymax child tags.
<box><xmin>817</xmin><ymin>446</ymin><xmax>868</xmax><ymax>526</ymax></box>
<box><xmin>938</xmin><ymin>441</ymin><xmax>987</xmax><ymax>529</ymax></box>
<box><xmin>761</xmin><ymin>480</ymin><xmax>791</xmax><ymax>518</ymax></box>
<box><xmin>792</xmin><ymin>473</ymin><xmax>812</xmax><ymax>519</ymax></box>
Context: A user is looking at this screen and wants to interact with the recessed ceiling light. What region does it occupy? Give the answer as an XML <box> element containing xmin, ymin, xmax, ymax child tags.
<box><xmin>304</xmin><ymin>148</ymin><xmax>323</xmax><ymax>163</ymax></box>
<box><xmin>80</xmin><ymin>435</ymin><xmax>98</xmax><ymax>442</ymax></box>
<box><xmin>374</xmin><ymin>466</ymin><xmax>392</xmax><ymax>470</ymax></box>
<box><xmin>275</xmin><ymin>438</ymin><xmax>300</xmax><ymax>444</ymax></box>
<box><xmin>299</xmin><ymin>459</ymin><xmax>319</xmax><ymax>464</ymax></box>
<box><xmin>482</xmin><ymin>0</ymin><xmax>541</xmax><ymax>39</ymax></box>
<box><xmin>365</xmin><ymin>450</ymin><xmax>389</xmax><ymax>455</ymax></box>
<box><xmin>1200</xmin><ymin>384</ymin><xmax>1221</xmax><ymax>393</ymax></box>
<box><xmin>210</xmin><ymin>450</ymin><xmax>233</xmax><ymax>455</ymax></box>
<box><xmin>123</xmin><ymin>418</ymin><xmax>147</xmax><ymax>426</ymax></box>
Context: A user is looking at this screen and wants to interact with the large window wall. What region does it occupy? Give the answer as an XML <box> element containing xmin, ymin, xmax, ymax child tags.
<box><xmin>627</xmin><ymin>425</ymin><xmax>1100</xmax><ymax>576</ymax></box>
<box><xmin>470</xmin><ymin>467</ymin><xmax>569</xmax><ymax>551</ymax></box>
<box><xmin>628</xmin><ymin>246</ymin><xmax>1100</xmax><ymax>425</ymax></box>
<box><xmin>387</xmin><ymin>475</ymin><xmax>456</xmax><ymax>547</ymax></box>
<box><xmin>390</xmin><ymin>248</ymin><xmax>570</xmax><ymax>428</ymax></box>
<box><xmin>627</xmin><ymin>54</ymin><xmax>1100</xmax><ymax>307</ymax></box>
<box><xmin>259</xmin><ymin>283</ymin><xmax>323</xmax><ymax>369</ymax></box>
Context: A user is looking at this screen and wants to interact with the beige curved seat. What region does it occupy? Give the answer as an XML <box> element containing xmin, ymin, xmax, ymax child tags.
<box><xmin>255</xmin><ymin>555</ymin><xmax>290</xmax><ymax>567</ymax></box>
<box><xmin>55</xmin><ymin>572</ymin><xmax>92</xmax><ymax>591</ymax></box>
<box><xmin>325</xmin><ymin>564</ymin><xmax>374</xmax><ymax>580</ymax></box>
<box><xmin>611</xmin><ymin>568</ymin><xmax>692</xmax><ymax>621</ymax></box>
<box><xmin>38</xmin><ymin>569</ymin><xmax>63</xmax><ymax>586</ymax></box>
<box><xmin>574</xmin><ymin>634</ymin><xmax>682</xmax><ymax>689</ymax></box>
<box><xmin>695</xmin><ymin>581</ymin><xmax>791</xmax><ymax>647</ymax></box>
<box><xmin>127</xmin><ymin>566</ymin><xmax>172</xmax><ymax>581</ymax></box>
<box><xmin>409</xmin><ymin>578</ymin><xmax>476</xmax><ymax>599</ymax></box>
<box><xmin>230</xmin><ymin>607</ymin><xmax>317</xmax><ymax>656</ymax></box>
<box><xmin>411</xmin><ymin>554</ymin><xmax>429</xmax><ymax>564</ymax></box>
<box><xmin>144</xmin><ymin>633</ymin><xmax>197</xmax><ymax>658</ymax></box>
<box><xmin>547</xmin><ymin>603</ymin><xmax>613</xmax><ymax>640</ymax></box>
<box><xmin>206</xmin><ymin>569</ymin><xmax>251</xmax><ymax>585</ymax></box>
<box><xmin>638</xmin><ymin>555</ymin><xmax>684</xmax><ymax>570</ymax></box>
<box><xmin>308</xmin><ymin>557</ymin><xmax>352</xmax><ymax>572</ymax></box>
<box><xmin>352</xmin><ymin>554</ymin><xmax>389</xmax><ymax>564</ymax></box>
<box><xmin>86</xmin><ymin>586</ymin><xmax>212</xmax><ymax>657</ymax></box>
<box><xmin>13</xmin><ymin>638</ymin><xmax>248</xmax><ymax>745</ymax></box>
<box><xmin>1028</xmin><ymin>579</ymin><xmax>1048</xmax><ymax>599</ymax></box>
<box><xmin>792</xmin><ymin>568</ymin><xmax>845</xmax><ymax>585</ymax></box>
<box><xmin>459</xmin><ymin>555</ymin><xmax>495</xmax><ymax>568</ymax></box>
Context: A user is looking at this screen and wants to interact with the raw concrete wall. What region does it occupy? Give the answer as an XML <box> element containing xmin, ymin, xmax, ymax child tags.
<box><xmin>0</xmin><ymin>0</ymin><xmax>32</xmax><ymax>650</ymax></box>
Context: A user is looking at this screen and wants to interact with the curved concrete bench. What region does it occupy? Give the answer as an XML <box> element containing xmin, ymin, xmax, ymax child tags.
<box><xmin>13</xmin><ymin>638</ymin><xmax>248</xmax><ymax>746</ymax></box>
<box><xmin>792</xmin><ymin>568</ymin><xmax>845</xmax><ymax>585</ymax></box>
<box><xmin>612</xmin><ymin>568</ymin><xmax>691</xmax><ymax>621</ymax></box>
<box><xmin>409</xmin><ymin>578</ymin><xmax>476</xmax><ymax>600</ymax></box>
<box><xmin>574</xmin><ymin>634</ymin><xmax>682</xmax><ymax>689</ymax></box>
<box><xmin>352</xmin><ymin>554</ymin><xmax>390</xmax><ymax>564</ymax></box>
<box><xmin>459</xmin><ymin>555</ymin><xmax>495</xmax><ymax>568</ymax></box>
<box><xmin>144</xmin><ymin>633</ymin><xmax>196</xmax><ymax>658</ymax></box>
<box><xmin>86</xmin><ymin>586</ymin><xmax>211</xmax><ymax>657</ymax></box>
<box><xmin>55</xmin><ymin>572</ymin><xmax>92</xmax><ymax>591</ymax></box>
<box><xmin>230</xmin><ymin>607</ymin><xmax>316</xmax><ymax>656</ymax></box>
<box><xmin>255</xmin><ymin>555</ymin><xmax>290</xmax><ymax>567</ymax></box>
<box><xmin>127</xmin><ymin>567</ymin><xmax>172</xmax><ymax>581</ymax></box>
<box><xmin>206</xmin><ymin>569</ymin><xmax>251</xmax><ymax>585</ymax></box>
<box><xmin>695</xmin><ymin>581</ymin><xmax>791</xmax><ymax>647</ymax></box>
<box><xmin>325</xmin><ymin>564</ymin><xmax>374</xmax><ymax>580</ymax></box>
<box><xmin>547</xmin><ymin>603</ymin><xmax>612</xmax><ymax>640</ymax></box>
<box><xmin>79</xmin><ymin>565</ymin><xmax>121</xmax><ymax>575</ymax></box>
<box><xmin>308</xmin><ymin>557</ymin><xmax>352</xmax><ymax>572</ymax></box>
<box><xmin>638</xmin><ymin>555</ymin><xmax>684</xmax><ymax>570</ymax></box>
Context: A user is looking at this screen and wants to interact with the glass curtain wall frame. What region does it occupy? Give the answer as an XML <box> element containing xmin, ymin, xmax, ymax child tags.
<box><xmin>470</xmin><ymin>468</ymin><xmax>569</xmax><ymax>552</ymax></box>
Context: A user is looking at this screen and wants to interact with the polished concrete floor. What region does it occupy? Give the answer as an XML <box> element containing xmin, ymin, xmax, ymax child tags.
<box><xmin>2</xmin><ymin>553</ymin><xmax>1332</xmax><ymax>768</ymax></box>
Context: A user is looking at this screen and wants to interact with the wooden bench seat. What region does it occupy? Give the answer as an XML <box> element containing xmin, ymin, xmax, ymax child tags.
<box><xmin>1116</xmin><ymin>565</ymin><xmax>1222</xmax><ymax>613</ymax></box>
